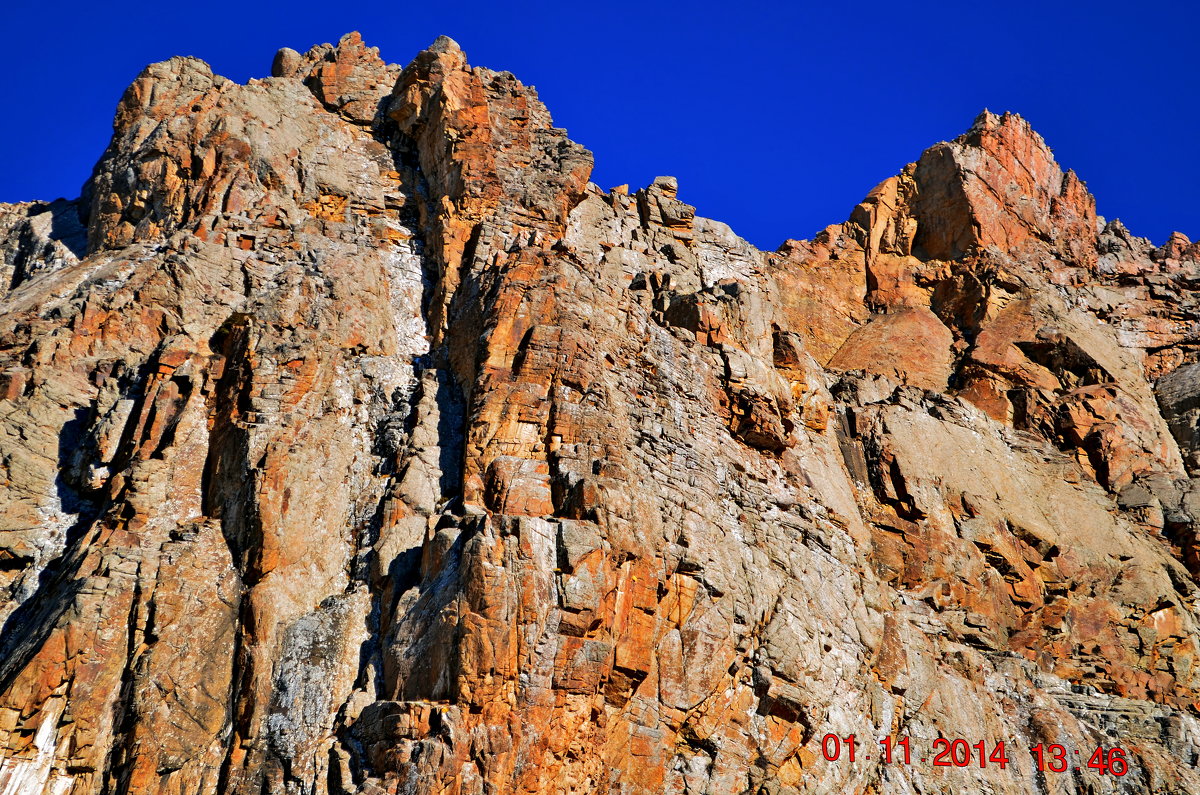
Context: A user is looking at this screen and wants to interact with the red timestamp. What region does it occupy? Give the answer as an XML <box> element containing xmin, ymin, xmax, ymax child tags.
<box><xmin>820</xmin><ymin>734</ymin><xmax>1131</xmax><ymax>776</ymax></box>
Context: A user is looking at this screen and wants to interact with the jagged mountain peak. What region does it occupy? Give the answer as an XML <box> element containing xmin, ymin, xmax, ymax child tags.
<box><xmin>0</xmin><ymin>34</ymin><xmax>1199</xmax><ymax>795</ymax></box>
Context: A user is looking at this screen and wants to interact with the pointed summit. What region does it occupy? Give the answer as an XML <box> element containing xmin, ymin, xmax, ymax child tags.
<box><xmin>268</xmin><ymin>32</ymin><xmax>394</xmax><ymax>124</ymax></box>
<box><xmin>906</xmin><ymin>109</ymin><xmax>1097</xmax><ymax>264</ymax></box>
<box><xmin>428</xmin><ymin>35</ymin><xmax>462</xmax><ymax>55</ymax></box>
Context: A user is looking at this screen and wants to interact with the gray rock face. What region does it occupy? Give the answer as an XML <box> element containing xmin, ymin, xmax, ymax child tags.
<box><xmin>0</xmin><ymin>200</ymin><xmax>87</xmax><ymax>292</ymax></box>
<box><xmin>0</xmin><ymin>34</ymin><xmax>1199</xmax><ymax>795</ymax></box>
<box><xmin>1157</xmin><ymin>362</ymin><xmax>1200</xmax><ymax>469</ymax></box>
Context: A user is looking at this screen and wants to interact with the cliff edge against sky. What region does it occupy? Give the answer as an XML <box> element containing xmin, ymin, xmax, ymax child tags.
<box><xmin>1</xmin><ymin>32</ymin><xmax>1200</xmax><ymax>794</ymax></box>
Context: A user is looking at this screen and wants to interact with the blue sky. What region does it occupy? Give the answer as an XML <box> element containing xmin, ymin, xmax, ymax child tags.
<box><xmin>4</xmin><ymin>1</ymin><xmax>1196</xmax><ymax>249</ymax></box>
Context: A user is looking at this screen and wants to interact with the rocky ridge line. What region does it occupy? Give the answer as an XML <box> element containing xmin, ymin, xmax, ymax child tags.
<box><xmin>0</xmin><ymin>31</ymin><xmax>1199</xmax><ymax>794</ymax></box>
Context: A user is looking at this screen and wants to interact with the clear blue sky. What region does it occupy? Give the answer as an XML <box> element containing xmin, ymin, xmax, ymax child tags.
<box><xmin>4</xmin><ymin>1</ymin><xmax>1196</xmax><ymax>250</ymax></box>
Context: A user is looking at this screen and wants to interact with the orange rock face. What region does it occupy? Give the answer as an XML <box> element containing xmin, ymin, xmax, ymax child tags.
<box><xmin>2</xmin><ymin>33</ymin><xmax>1200</xmax><ymax>795</ymax></box>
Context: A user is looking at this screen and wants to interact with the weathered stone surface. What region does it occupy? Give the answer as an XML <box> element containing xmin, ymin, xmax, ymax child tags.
<box><xmin>0</xmin><ymin>200</ymin><xmax>86</xmax><ymax>293</ymax></box>
<box><xmin>1</xmin><ymin>33</ymin><xmax>1200</xmax><ymax>795</ymax></box>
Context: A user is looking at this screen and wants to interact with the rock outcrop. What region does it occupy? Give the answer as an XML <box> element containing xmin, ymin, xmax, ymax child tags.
<box><xmin>1</xmin><ymin>32</ymin><xmax>1199</xmax><ymax>794</ymax></box>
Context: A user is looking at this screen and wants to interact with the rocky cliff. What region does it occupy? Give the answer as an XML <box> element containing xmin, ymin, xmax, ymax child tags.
<box><xmin>1</xmin><ymin>32</ymin><xmax>1199</xmax><ymax>795</ymax></box>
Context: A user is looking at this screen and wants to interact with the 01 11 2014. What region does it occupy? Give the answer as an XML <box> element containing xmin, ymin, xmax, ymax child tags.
<box><xmin>820</xmin><ymin>734</ymin><xmax>1130</xmax><ymax>775</ymax></box>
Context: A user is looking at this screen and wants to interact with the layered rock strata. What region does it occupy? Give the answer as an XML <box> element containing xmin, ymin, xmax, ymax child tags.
<box><xmin>0</xmin><ymin>31</ymin><xmax>1199</xmax><ymax>794</ymax></box>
